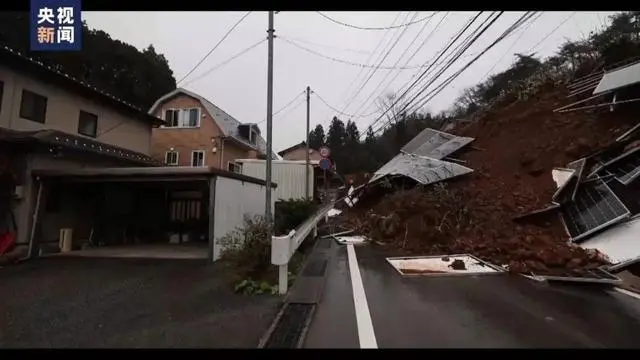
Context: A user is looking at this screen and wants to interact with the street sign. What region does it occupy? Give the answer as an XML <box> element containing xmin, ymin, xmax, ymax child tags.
<box><xmin>319</xmin><ymin>158</ymin><xmax>332</xmax><ymax>170</ymax></box>
<box><xmin>319</xmin><ymin>146</ymin><xmax>330</xmax><ymax>158</ymax></box>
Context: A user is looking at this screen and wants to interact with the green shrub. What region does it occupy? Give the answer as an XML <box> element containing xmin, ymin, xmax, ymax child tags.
<box><xmin>274</xmin><ymin>199</ymin><xmax>318</xmax><ymax>235</ymax></box>
<box><xmin>218</xmin><ymin>215</ymin><xmax>272</xmax><ymax>283</ymax></box>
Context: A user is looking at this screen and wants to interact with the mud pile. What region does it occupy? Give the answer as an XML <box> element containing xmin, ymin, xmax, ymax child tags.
<box><xmin>340</xmin><ymin>86</ymin><xmax>640</xmax><ymax>276</ymax></box>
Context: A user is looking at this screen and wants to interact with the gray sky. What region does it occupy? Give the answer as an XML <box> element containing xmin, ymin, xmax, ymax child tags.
<box><xmin>83</xmin><ymin>11</ymin><xmax>615</xmax><ymax>152</ymax></box>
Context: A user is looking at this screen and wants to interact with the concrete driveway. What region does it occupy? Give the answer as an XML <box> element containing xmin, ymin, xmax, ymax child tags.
<box><xmin>0</xmin><ymin>257</ymin><xmax>281</xmax><ymax>348</ymax></box>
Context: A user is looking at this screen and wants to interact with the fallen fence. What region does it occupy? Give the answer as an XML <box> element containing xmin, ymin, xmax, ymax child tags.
<box><xmin>271</xmin><ymin>202</ymin><xmax>335</xmax><ymax>295</ymax></box>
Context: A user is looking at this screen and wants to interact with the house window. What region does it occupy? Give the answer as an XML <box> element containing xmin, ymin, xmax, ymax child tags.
<box><xmin>77</xmin><ymin>110</ymin><xmax>98</xmax><ymax>138</ymax></box>
<box><xmin>165</xmin><ymin>151</ymin><xmax>179</xmax><ymax>166</ymax></box>
<box><xmin>249</xmin><ymin>129</ymin><xmax>258</xmax><ymax>145</ymax></box>
<box><xmin>164</xmin><ymin>109</ymin><xmax>179</xmax><ymax>127</ymax></box>
<box><xmin>20</xmin><ymin>89</ymin><xmax>48</xmax><ymax>123</ymax></box>
<box><xmin>191</xmin><ymin>150</ymin><xmax>205</xmax><ymax>167</ymax></box>
<box><xmin>228</xmin><ymin>161</ymin><xmax>242</xmax><ymax>173</ymax></box>
<box><xmin>162</xmin><ymin>108</ymin><xmax>200</xmax><ymax>128</ymax></box>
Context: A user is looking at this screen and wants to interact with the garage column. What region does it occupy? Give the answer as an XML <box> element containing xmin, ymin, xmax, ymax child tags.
<box><xmin>207</xmin><ymin>176</ymin><xmax>217</xmax><ymax>263</ymax></box>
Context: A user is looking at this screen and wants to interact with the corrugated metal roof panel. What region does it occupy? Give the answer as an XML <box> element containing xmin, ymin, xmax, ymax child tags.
<box><xmin>369</xmin><ymin>153</ymin><xmax>473</xmax><ymax>185</ymax></box>
<box><xmin>401</xmin><ymin>128</ymin><xmax>474</xmax><ymax>159</ymax></box>
<box><xmin>593</xmin><ymin>62</ymin><xmax>640</xmax><ymax>95</ymax></box>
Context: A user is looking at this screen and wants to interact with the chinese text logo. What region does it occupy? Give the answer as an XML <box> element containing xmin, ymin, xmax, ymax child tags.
<box><xmin>30</xmin><ymin>0</ymin><xmax>82</xmax><ymax>51</ymax></box>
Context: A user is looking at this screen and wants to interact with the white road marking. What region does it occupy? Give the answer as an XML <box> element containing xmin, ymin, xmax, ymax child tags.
<box><xmin>614</xmin><ymin>287</ymin><xmax>640</xmax><ymax>301</ymax></box>
<box><xmin>346</xmin><ymin>244</ymin><xmax>378</xmax><ymax>349</ymax></box>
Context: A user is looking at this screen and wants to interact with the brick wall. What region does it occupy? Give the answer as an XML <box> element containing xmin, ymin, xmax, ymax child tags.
<box><xmin>150</xmin><ymin>94</ymin><xmax>256</xmax><ymax>168</ymax></box>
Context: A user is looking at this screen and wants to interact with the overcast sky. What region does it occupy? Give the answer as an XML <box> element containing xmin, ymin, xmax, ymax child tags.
<box><xmin>83</xmin><ymin>11</ymin><xmax>615</xmax><ymax>152</ymax></box>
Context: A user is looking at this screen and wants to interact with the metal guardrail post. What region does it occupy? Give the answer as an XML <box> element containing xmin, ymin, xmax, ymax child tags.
<box><xmin>270</xmin><ymin>203</ymin><xmax>334</xmax><ymax>295</ymax></box>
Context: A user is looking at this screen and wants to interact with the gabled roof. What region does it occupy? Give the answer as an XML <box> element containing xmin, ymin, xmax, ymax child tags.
<box><xmin>0</xmin><ymin>45</ymin><xmax>163</xmax><ymax>126</ymax></box>
<box><xmin>148</xmin><ymin>88</ymin><xmax>277</xmax><ymax>159</ymax></box>
<box><xmin>277</xmin><ymin>141</ymin><xmax>316</xmax><ymax>157</ymax></box>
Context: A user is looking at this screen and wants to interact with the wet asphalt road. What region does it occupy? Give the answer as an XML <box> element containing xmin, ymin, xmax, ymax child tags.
<box><xmin>304</xmin><ymin>243</ymin><xmax>640</xmax><ymax>348</ymax></box>
<box><xmin>0</xmin><ymin>257</ymin><xmax>280</xmax><ymax>348</ymax></box>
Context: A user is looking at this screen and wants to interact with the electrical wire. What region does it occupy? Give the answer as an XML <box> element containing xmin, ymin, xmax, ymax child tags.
<box><xmin>525</xmin><ymin>12</ymin><xmax>576</xmax><ymax>54</ymax></box>
<box><xmin>397</xmin><ymin>12</ymin><xmax>536</xmax><ymax>126</ymax></box>
<box><xmin>281</xmin><ymin>35</ymin><xmax>372</xmax><ymax>55</ymax></box>
<box><xmin>341</xmin><ymin>12</ymin><xmax>418</xmax><ymax>114</ymax></box>
<box><xmin>177</xmin><ymin>11</ymin><xmax>252</xmax><ymax>85</ymax></box>
<box><xmin>348</xmin><ymin>12</ymin><xmax>449</xmax><ymax>119</ymax></box>
<box><xmin>257</xmin><ymin>90</ymin><xmax>306</xmax><ymax>124</ymax></box>
<box><xmin>312</xmin><ymin>91</ymin><xmax>379</xmax><ymax>118</ymax></box>
<box><xmin>479</xmin><ymin>12</ymin><xmax>543</xmax><ymax>80</ymax></box>
<box><xmin>335</xmin><ymin>12</ymin><xmax>404</xmax><ymax>113</ymax></box>
<box><xmin>181</xmin><ymin>39</ymin><xmax>266</xmax><ymax>88</ymax></box>
<box><xmin>316</xmin><ymin>11</ymin><xmax>438</xmax><ymax>30</ymax></box>
<box><xmin>359</xmin><ymin>12</ymin><xmax>486</xmax><ymax>137</ymax></box>
<box><xmin>278</xmin><ymin>36</ymin><xmax>439</xmax><ymax>70</ymax></box>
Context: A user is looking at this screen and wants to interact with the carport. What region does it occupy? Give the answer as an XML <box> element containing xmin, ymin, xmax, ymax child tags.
<box><xmin>27</xmin><ymin>166</ymin><xmax>275</xmax><ymax>262</ymax></box>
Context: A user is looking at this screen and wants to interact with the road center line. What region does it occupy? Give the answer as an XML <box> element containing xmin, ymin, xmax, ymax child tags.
<box><xmin>346</xmin><ymin>244</ymin><xmax>378</xmax><ymax>349</ymax></box>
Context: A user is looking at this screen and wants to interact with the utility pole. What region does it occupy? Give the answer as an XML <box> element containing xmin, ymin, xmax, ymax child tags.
<box><xmin>305</xmin><ymin>86</ymin><xmax>311</xmax><ymax>200</ymax></box>
<box><xmin>265</xmin><ymin>11</ymin><xmax>275</xmax><ymax>224</ymax></box>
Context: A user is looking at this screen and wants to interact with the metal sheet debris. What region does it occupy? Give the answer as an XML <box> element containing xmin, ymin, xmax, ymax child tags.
<box><xmin>327</xmin><ymin>208</ymin><xmax>342</xmax><ymax>217</ymax></box>
<box><xmin>369</xmin><ymin>153</ymin><xmax>473</xmax><ymax>186</ymax></box>
<box><xmin>333</xmin><ymin>235</ymin><xmax>367</xmax><ymax>245</ymax></box>
<box><xmin>401</xmin><ymin>128</ymin><xmax>475</xmax><ymax>160</ymax></box>
<box><xmin>552</xmin><ymin>168</ymin><xmax>575</xmax><ymax>189</ymax></box>
<box><xmin>527</xmin><ymin>268</ymin><xmax>622</xmax><ymax>285</ymax></box>
<box><xmin>580</xmin><ymin>215</ymin><xmax>640</xmax><ymax>272</ymax></box>
<box><xmin>386</xmin><ymin>254</ymin><xmax>506</xmax><ymax>277</ymax></box>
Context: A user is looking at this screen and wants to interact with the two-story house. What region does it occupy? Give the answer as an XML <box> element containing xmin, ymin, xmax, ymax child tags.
<box><xmin>148</xmin><ymin>88</ymin><xmax>277</xmax><ymax>173</ymax></box>
<box><xmin>0</xmin><ymin>45</ymin><xmax>163</xmax><ymax>248</ymax></box>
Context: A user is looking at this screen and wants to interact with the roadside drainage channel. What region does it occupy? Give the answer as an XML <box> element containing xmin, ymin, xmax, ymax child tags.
<box><xmin>258</xmin><ymin>236</ymin><xmax>334</xmax><ymax>348</ymax></box>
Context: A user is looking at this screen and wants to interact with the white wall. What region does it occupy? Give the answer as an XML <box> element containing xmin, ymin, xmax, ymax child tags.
<box><xmin>212</xmin><ymin>176</ymin><xmax>274</xmax><ymax>261</ymax></box>
<box><xmin>239</xmin><ymin>160</ymin><xmax>314</xmax><ymax>201</ymax></box>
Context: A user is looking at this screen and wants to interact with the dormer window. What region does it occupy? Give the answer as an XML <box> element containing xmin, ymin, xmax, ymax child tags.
<box><xmin>249</xmin><ymin>129</ymin><xmax>258</xmax><ymax>145</ymax></box>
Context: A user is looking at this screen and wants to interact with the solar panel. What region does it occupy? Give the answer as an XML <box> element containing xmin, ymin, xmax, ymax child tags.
<box><xmin>561</xmin><ymin>178</ymin><xmax>630</xmax><ymax>242</ymax></box>
<box><xmin>593</xmin><ymin>61</ymin><xmax>640</xmax><ymax>95</ymax></box>
<box><xmin>607</xmin><ymin>149</ymin><xmax>640</xmax><ymax>184</ymax></box>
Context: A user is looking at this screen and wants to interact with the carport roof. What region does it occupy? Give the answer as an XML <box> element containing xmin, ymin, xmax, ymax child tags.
<box><xmin>32</xmin><ymin>166</ymin><xmax>277</xmax><ymax>187</ymax></box>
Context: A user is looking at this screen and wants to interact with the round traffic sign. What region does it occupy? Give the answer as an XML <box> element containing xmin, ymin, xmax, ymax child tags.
<box><xmin>319</xmin><ymin>146</ymin><xmax>331</xmax><ymax>158</ymax></box>
<box><xmin>319</xmin><ymin>158</ymin><xmax>332</xmax><ymax>170</ymax></box>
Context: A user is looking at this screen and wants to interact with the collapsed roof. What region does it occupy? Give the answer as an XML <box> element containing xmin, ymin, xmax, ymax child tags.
<box><xmin>368</xmin><ymin>127</ymin><xmax>475</xmax><ymax>186</ymax></box>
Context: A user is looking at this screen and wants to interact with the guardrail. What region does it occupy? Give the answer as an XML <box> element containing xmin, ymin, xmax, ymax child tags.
<box><xmin>271</xmin><ymin>202</ymin><xmax>335</xmax><ymax>295</ymax></box>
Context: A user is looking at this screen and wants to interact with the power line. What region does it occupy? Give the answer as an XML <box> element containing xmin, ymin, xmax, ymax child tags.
<box><xmin>312</xmin><ymin>91</ymin><xmax>379</xmax><ymax>118</ymax></box>
<box><xmin>258</xmin><ymin>90</ymin><xmax>306</xmax><ymax>124</ymax></box>
<box><xmin>281</xmin><ymin>35</ymin><xmax>372</xmax><ymax>55</ymax></box>
<box><xmin>341</xmin><ymin>12</ymin><xmax>418</xmax><ymax>114</ymax></box>
<box><xmin>399</xmin><ymin>12</ymin><xmax>536</xmax><ymax>123</ymax></box>
<box><xmin>278</xmin><ymin>36</ymin><xmax>437</xmax><ymax>70</ymax></box>
<box><xmin>316</xmin><ymin>11</ymin><xmax>438</xmax><ymax>30</ymax></box>
<box><xmin>480</xmin><ymin>12</ymin><xmax>543</xmax><ymax>80</ymax></box>
<box><xmin>181</xmin><ymin>39</ymin><xmax>266</xmax><ymax>88</ymax></box>
<box><xmin>177</xmin><ymin>11</ymin><xmax>252</xmax><ymax>85</ymax></box>
<box><xmin>360</xmin><ymin>12</ymin><xmax>486</xmax><ymax>137</ymax></box>
<box><xmin>335</xmin><ymin>12</ymin><xmax>404</xmax><ymax>113</ymax></box>
<box><xmin>348</xmin><ymin>12</ymin><xmax>449</xmax><ymax>118</ymax></box>
<box><xmin>400</xmin><ymin>12</ymin><xmax>533</xmax><ymax>118</ymax></box>
<box><xmin>525</xmin><ymin>12</ymin><xmax>576</xmax><ymax>54</ymax></box>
